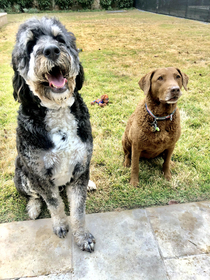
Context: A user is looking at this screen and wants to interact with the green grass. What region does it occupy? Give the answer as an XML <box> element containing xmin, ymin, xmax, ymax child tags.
<box><xmin>0</xmin><ymin>10</ymin><xmax>210</xmax><ymax>223</ymax></box>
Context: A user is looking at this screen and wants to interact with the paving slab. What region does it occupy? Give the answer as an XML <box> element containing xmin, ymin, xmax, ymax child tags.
<box><xmin>1</xmin><ymin>209</ymin><xmax>167</xmax><ymax>280</ymax></box>
<box><xmin>146</xmin><ymin>201</ymin><xmax>210</xmax><ymax>258</ymax></box>
<box><xmin>72</xmin><ymin>209</ymin><xmax>167</xmax><ymax>280</ymax></box>
<box><xmin>2</xmin><ymin>201</ymin><xmax>210</xmax><ymax>280</ymax></box>
<box><xmin>0</xmin><ymin>218</ymin><xmax>72</xmax><ymax>279</ymax></box>
<box><xmin>165</xmin><ymin>254</ymin><xmax>210</xmax><ymax>280</ymax></box>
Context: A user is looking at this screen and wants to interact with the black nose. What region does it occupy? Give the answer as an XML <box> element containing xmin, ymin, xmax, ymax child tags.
<box><xmin>43</xmin><ymin>44</ymin><xmax>60</xmax><ymax>61</ymax></box>
<box><xmin>170</xmin><ymin>86</ymin><xmax>180</xmax><ymax>95</ymax></box>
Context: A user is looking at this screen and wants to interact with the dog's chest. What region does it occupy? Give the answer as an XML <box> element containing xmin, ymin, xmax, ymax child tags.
<box><xmin>44</xmin><ymin>107</ymin><xmax>87</xmax><ymax>186</ymax></box>
<box><xmin>140</xmin><ymin>120</ymin><xmax>180</xmax><ymax>158</ymax></box>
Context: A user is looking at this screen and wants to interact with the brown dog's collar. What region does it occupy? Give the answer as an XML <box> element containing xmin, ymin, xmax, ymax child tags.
<box><xmin>145</xmin><ymin>103</ymin><xmax>177</xmax><ymax>132</ymax></box>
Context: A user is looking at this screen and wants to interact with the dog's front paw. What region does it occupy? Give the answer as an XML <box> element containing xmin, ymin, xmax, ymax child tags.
<box><xmin>163</xmin><ymin>168</ymin><xmax>172</xmax><ymax>181</ymax></box>
<box><xmin>76</xmin><ymin>232</ymin><xmax>96</xmax><ymax>253</ymax></box>
<box><xmin>164</xmin><ymin>172</ymin><xmax>172</xmax><ymax>181</ymax></box>
<box><xmin>130</xmin><ymin>178</ymin><xmax>139</xmax><ymax>187</ymax></box>
<box><xmin>53</xmin><ymin>223</ymin><xmax>69</xmax><ymax>238</ymax></box>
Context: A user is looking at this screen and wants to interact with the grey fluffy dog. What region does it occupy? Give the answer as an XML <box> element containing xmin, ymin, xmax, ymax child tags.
<box><xmin>12</xmin><ymin>17</ymin><xmax>95</xmax><ymax>252</ymax></box>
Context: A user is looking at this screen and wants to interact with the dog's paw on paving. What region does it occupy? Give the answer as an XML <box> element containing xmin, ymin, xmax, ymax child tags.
<box><xmin>78</xmin><ymin>232</ymin><xmax>96</xmax><ymax>253</ymax></box>
<box><xmin>53</xmin><ymin>224</ymin><xmax>69</xmax><ymax>239</ymax></box>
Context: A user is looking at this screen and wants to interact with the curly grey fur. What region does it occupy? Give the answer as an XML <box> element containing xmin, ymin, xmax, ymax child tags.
<box><xmin>12</xmin><ymin>17</ymin><xmax>95</xmax><ymax>253</ymax></box>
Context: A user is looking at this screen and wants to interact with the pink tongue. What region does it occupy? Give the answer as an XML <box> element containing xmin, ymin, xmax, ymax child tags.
<box><xmin>47</xmin><ymin>72</ymin><xmax>67</xmax><ymax>88</ymax></box>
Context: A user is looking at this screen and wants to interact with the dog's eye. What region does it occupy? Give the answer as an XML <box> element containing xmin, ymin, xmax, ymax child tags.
<box><xmin>176</xmin><ymin>75</ymin><xmax>181</xmax><ymax>79</ymax></box>
<box><xmin>26</xmin><ymin>40</ymin><xmax>36</xmax><ymax>55</ymax></box>
<box><xmin>55</xmin><ymin>35</ymin><xmax>65</xmax><ymax>44</ymax></box>
<box><xmin>157</xmin><ymin>76</ymin><xmax>163</xmax><ymax>81</ymax></box>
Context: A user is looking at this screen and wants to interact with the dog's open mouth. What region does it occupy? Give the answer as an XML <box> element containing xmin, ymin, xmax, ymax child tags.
<box><xmin>161</xmin><ymin>96</ymin><xmax>179</xmax><ymax>104</ymax></box>
<box><xmin>167</xmin><ymin>96</ymin><xmax>179</xmax><ymax>103</ymax></box>
<box><xmin>45</xmin><ymin>66</ymin><xmax>68</xmax><ymax>93</ymax></box>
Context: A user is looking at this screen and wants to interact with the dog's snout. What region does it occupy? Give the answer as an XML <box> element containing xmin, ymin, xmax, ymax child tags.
<box><xmin>43</xmin><ymin>44</ymin><xmax>60</xmax><ymax>61</ymax></box>
<box><xmin>170</xmin><ymin>86</ymin><xmax>180</xmax><ymax>95</ymax></box>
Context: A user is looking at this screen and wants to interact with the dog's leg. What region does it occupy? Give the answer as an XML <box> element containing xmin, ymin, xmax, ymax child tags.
<box><xmin>66</xmin><ymin>172</ymin><xmax>95</xmax><ymax>253</ymax></box>
<box><xmin>41</xmin><ymin>190</ymin><xmax>69</xmax><ymax>238</ymax></box>
<box><xmin>162</xmin><ymin>146</ymin><xmax>175</xmax><ymax>180</ymax></box>
<box><xmin>130</xmin><ymin>143</ymin><xmax>141</xmax><ymax>187</ymax></box>
<box><xmin>122</xmin><ymin>133</ymin><xmax>131</xmax><ymax>167</ymax></box>
<box><xmin>27</xmin><ymin>197</ymin><xmax>42</xmax><ymax>220</ymax></box>
<box><xmin>14</xmin><ymin>159</ymin><xmax>42</xmax><ymax>219</ymax></box>
<box><xmin>87</xmin><ymin>180</ymin><xmax>97</xmax><ymax>191</ymax></box>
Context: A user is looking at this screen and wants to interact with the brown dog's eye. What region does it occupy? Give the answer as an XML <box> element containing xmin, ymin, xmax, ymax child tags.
<box><xmin>176</xmin><ymin>75</ymin><xmax>181</xmax><ymax>79</ymax></box>
<box><xmin>157</xmin><ymin>76</ymin><xmax>163</xmax><ymax>81</ymax></box>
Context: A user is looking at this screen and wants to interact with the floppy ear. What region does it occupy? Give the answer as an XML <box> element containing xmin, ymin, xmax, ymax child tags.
<box><xmin>12</xmin><ymin>61</ymin><xmax>41</xmax><ymax>106</ymax></box>
<box><xmin>176</xmin><ymin>68</ymin><xmax>189</xmax><ymax>91</ymax></box>
<box><xmin>138</xmin><ymin>70</ymin><xmax>156</xmax><ymax>95</ymax></box>
<box><xmin>12</xmin><ymin>67</ymin><xmax>30</xmax><ymax>103</ymax></box>
<box><xmin>75</xmin><ymin>63</ymin><xmax>84</xmax><ymax>91</ymax></box>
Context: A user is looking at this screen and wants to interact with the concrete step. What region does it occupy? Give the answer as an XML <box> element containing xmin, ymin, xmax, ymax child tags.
<box><xmin>1</xmin><ymin>201</ymin><xmax>210</xmax><ymax>280</ymax></box>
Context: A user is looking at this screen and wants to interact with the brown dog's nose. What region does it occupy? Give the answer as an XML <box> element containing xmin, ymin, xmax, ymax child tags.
<box><xmin>170</xmin><ymin>86</ymin><xmax>180</xmax><ymax>95</ymax></box>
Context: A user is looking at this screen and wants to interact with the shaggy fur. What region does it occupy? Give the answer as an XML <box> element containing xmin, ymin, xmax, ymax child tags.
<box><xmin>12</xmin><ymin>17</ymin><xmax>95</xmax><ymax>252</ymax></box>
<box><xmin>122</xmin><ymin>67</ymin><xmax>188</xmax><ymax>187</ymax></box>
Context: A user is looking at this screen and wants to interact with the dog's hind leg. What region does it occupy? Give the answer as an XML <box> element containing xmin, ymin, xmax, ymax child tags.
<box><xmin>14</xmin><ymin>156</ymin><xmax>42</xmax><ymax>219</ymax></box>
<box><xmin>14</xmin><ymin>157</ymin><xmax>68</xmax><ymax>235</ymax></box>
<box><xmin>67</xmin><ymin>171</ymin><xmax>95</xmax><ymax>253</ymax></box>
<box><xmin>27</xmin><ymin>197</ymin><xmax>42</xmax><ymax>220</ymax></box>
<box><xmin>87</xmin><ymin>180</ymin><xmax>96</xmax><ymax>191</ymax></box>
<box><xmin>122</xmin><ymin>133</ymin><xmax>131</xmax><ymax>167</ymax></box>
<box><xmin>16</xmin><ymin>175</ymin><xmax>42</xmax><ymax>220</ymax></box>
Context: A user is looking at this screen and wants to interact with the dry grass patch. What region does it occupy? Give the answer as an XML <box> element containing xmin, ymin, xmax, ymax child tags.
<box><xmin>0</xmin><ymin>10</ymin><xmax>210</xmax><ymax>222</ymax></box>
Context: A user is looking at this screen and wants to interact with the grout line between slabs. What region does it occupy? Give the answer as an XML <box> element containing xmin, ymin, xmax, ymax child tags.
<box><xmin>71</xmin><ymin>232</ymin><xmax>74</xmax><ymax>280</ymax></box>
<box><xmin>163</xmin><ymin>252</ymin><xmax>210</xmax><ymax>261</ymax></box>
<box><xmin>144</xmin><ymin>209</ymin><xmax>170</xmax><ymax>280</ymax></box>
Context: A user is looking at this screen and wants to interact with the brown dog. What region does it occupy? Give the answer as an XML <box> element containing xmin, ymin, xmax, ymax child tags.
<box><xmin>122</xmin><ymin>67</ymin><xmax>188</xmax><ymax>187</ymax></box>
